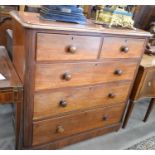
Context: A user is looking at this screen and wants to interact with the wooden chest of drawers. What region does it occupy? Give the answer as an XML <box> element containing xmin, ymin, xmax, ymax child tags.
<box><xmin>11</xmin><ymin>11</ymin><xmax>151</xmax><ymax>149</ymax></box>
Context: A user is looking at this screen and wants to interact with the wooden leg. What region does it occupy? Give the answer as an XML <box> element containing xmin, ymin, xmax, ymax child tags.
<box><xmin>14</xmin><ymin>87</ymin><xmax>23</xmax><ymax>149</ymax></box>
<box><xmin>122</xmin><ymin>100</ymin><xmax>135</xmax><ymax>129</ymax></box>
<box><xmin>143</xmin><ymin>98</ymin><xmax>155</xmax><ymax>122</ymax></box>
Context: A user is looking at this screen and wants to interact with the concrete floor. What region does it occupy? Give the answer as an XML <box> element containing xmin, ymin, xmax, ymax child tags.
<box><xmin>0</xmin><ymin>99</ymin><xmax>155</xmax><ymax>150</ymax></box>
<box><xmin>0</xmin><ymin>104</ymin><xmax>15</xmax><ymax>150</ymax></box>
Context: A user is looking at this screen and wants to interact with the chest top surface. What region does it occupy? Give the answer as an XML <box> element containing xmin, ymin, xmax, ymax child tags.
<box><xmin>10</xmin><ymin>11</ymin><xmax>151</xmax><ymax>37</ymax></box>
<box><xmin>9</xmin><ymin>10</ymin><xmax>152</xmax><ymax>150</ymax></box>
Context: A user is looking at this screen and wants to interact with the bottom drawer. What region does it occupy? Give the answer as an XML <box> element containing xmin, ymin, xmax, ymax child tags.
<box><xmin>33</xmin><ymin>104</ymin><xmax>125</xmax><ymax>146</ymax></box>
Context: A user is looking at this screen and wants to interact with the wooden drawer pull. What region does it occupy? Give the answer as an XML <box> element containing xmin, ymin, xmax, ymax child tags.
<box><xmin>114</xmin><ymin>69</ymin><xmax>123</xmax><ymax>75</ymax></box>
<box><xmin>102</xmin><ymin>115</ymin><xmax>108</xmax><ymax>121</ymax></box>
<box><xmin>108</xmin><ymin>93</ymin><xmax>116</xmax><ymax>98</ymax></box>
<box><xmin>56</xmin><ymin>126</ymin><xmax>64</xmax><ymax>134</ymax></box>
<box><xmin>59</xmin><ymin>100</ymin><xmax>68</xmax><ymax>107</ymax></box>
<box><xmin>62</xmin><ymin>72</ymin><xmax>72</xmax><ymax>81</ymax></box>
<box><xmin>68</xmin><ymin>45</ymin><xmax>77</xmax><ymax>53</ymax></box>
<box><xmin>121</xmin><ymin>46</ymin><xmax>129</xmax><ymax>53</ymax></box>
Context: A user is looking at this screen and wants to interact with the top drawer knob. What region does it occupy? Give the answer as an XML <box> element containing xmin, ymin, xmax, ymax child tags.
<box><xmin>59</xmin><ymin>100</ymin><xmax>68</xmax><ymax>107</ymax></box>
<box><xmin>121</xmin><ymin>46</ymin><xmax>129</xmax><ymax>53</ymax></box>
<box><xmin>114</xmin><ymin>69</ymin><xmax>123</xmax><ymax>75</ymax></box>
<box><xmin>56</xmin><ymin>126</ymin><xmax>64</xmax><ymax>134</ymax></box>
<box><xmin>63</xmin><ymin>72</ymin><xmax>72</xmax><ymax>81</ymax></box>
<box><xmin>108</xmin><ymin>93</ymin><xmax>116</xmax><ymax>98</ymax></box>
<box><xmin>68</xmin><ymin>45</ymin><xmax>77</xmax><ymax>53</ymax></box>
<box><xmin>148</xmin><ymin>81</ymin><xmax>152</xmax><ymax>87</ymax></box>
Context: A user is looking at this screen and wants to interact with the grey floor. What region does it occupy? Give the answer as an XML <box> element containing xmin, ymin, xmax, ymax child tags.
<box><xmin>0</xmin><ymin>99</ymin><xmax>155</xmax><ymax>150</ymax></box>
<box><xmin>0</xmin><ymin>104</ymin><xmax>15</xmax><ymax>150</ymax></box>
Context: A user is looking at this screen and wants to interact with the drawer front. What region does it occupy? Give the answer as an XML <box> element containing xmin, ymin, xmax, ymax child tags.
<box><xmin>34</xmin><ymin>81</ymin><xmax>131</xmax><ymax>120</ymax></box>
<box><xmin>35</xmin><ymin>61</ymin><xmax>137</xmax><ymax>90</ymax></box>
<box><xmin>100</xmin><ymin>37</ymin><xmax>145</xmax><ymax>58</ymax></box>
<box><xmin>0</xmin><ymin>91</ymin><xmax>14</xmax><ymax>103</ymax></box>
<box><xmin>139</xmin><ymin>69</ymin><xmax>155</xmax><ymax>98</ymax></box>
<box><xmin>36</xmin><ymin>33</ymin><xmax>101</xmax><ymax>61</ymax></box>
<box><xmin>33</xmin><ymin>105</ymin><xmax>125</xmax><ymax>146</ymax></box>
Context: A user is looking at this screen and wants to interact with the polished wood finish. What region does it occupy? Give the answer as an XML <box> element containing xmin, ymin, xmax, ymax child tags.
<box><xmin>138</xmin><ymin>68</ymin><xmax>155</xmax><ymax>98</ymax></box>
<box><xmin>13</xmin><ymin>19</ymin><xmax>36</xmax><ymax>147</ymax></box>
<box><xmin>0</xmin><ymin>18</ymin><xmax>12</xmax><ymax>47</ymax></box>
<box><xmin>0</xmin><ymin>46</ymin><xmax>23</xmax><ymax>149</ymax></box>
<box><xmin>12</xmin><ymin>19</ymin><xmax>26</xmax><ymax>82</ymax></box>
<box><xmin>33</xmin><ymin>104</ymin><xmax>125</xmax><ymax>146</ymax></box>
<box><xmin>32</xmin><ymin>124</ymin><xmax>120</xmax><ymax>150</ymax></box>
<box><xmin>123</xmin><ymin>54</ymin><xmax>155</xmax><ymax>128</ymax></box>
<box><xmin>34</xmin><ymin>81</ymin><xmax>131</xmax><ymax>120</ymax></box>
<box><xmin>35</xmin><ymin>61</ymin><xmax>137</xmax><ymax>90</ymax></box>
<box><xmin>141</xmin><ymin>54</ymin><xmax>155</xmax><ymax>67</ymax></box>
<box><xmin>36</xmin><ymin>33</ymin><xmax>102</xmax><ymax>61</ymax></box>
<box><xmin>100</xmin><ymin>37</ymin><xmax>145</xmax><ymax>59</ymax></box>
<box><xmin>11</xmin><ymin>11</ymin><xmax>150</xmax><ymax>149</ymax></box>
<box><xmin>0</xmin><ymin>90</ymin><xmax>14</xmax><ymax>103</ymax></box>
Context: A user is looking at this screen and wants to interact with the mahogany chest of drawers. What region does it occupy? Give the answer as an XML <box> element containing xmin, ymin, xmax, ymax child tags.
<box><xmin>11</xmin><ymin>11</ymin><xmax>151</xmax><ymax>149</ymax></box>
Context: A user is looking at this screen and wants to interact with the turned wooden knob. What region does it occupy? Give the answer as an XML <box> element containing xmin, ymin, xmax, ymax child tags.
<box><xmin>121</xmin><ymin>46</ymin><xmax>129</xmax><ymax>53</ymax></box>
<box><xmin>59</xmin><ymin>100</ymin><xmax>68</xmax><ymax>107</ymax></box>
<box><xmin>56</xmin><ymin>126</ymin><xmax>64</xmax><ymax>133</ymax></box>
<box><xmin>103</xmin><ymin>115</ymin><xmax>108</xmax><ymax>121</ymax></box>
<box><xmin>114</xmin><ymin>69</ymin><xmax>123</xmax><ymax>75</ymax></box>
<box><xmin>68</xmin><ymin>45</ymin><xmax>77</xmax><ymax>53</ymax></box>
<box><xmin>108</xmin><ymin>93</ymin><xmax>116</xmax><ymax>98</ymax></box>
<box><xmin>63</xmin><ymin>72</ymin><xmax>72</xmax><ymax>81</ymax></box>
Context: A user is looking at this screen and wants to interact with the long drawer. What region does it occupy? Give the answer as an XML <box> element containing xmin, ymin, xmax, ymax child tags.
<box><xmin>100</xmin><ymin>37</ymin><xmax>145</xmax><ymax>59</ymax></box>
<box><xmin>35</xmin><ymin>60</ymin><xmax>138</xmax><ymax>90</ymax></box>
<box><xmin>33</xmin><ymin>81</ymin><xmax>131</xmax><ymax>120</ymax></box>
<box><xmin>36</xmin><ymin>33</ymin><xmax>101</xmax><ymax>61</ymax></box>
<box><xmin>33</xmin><ymin>104</ymin><xmax>125</xmax><ymax>146</ymax></box>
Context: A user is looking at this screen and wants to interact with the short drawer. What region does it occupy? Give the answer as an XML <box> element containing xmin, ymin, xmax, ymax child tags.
<box><xmin>33</xmin><ymin>81</ymin><xmax>131</xmax><ymax>120</ymax></box>
<box><xmin>36</xmin><ymin>33</ymin><xmax>101</xmax><ymax>61</ymax></box>
<box><xmin>35</xmin><ymin>60</ymin><xmax>137</xmax><ymax>90</ymax></box>
<box><xmin>100</xmin><ymin>37</ymin><xmax>145</xmax><ymax>59</ymax></box>
<box><xmin>33</xmin><ymin>105</ymin><xmax>125</xmax><ymax>146</ymax></box>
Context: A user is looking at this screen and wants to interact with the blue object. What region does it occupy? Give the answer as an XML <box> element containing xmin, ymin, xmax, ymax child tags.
<box><xmin>40</xmin><ymin>5</ymin><xmax>86</xmax><ymax>24</ymax></box>
<box><xmin>103</xmin><ymin>7</ymin><xmax>133</xmax><ymax>17</ymax></box>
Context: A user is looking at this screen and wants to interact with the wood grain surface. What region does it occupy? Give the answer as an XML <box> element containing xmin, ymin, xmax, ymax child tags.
<box><xmin>34</xmin><ymin>81</ymin><xmax>131</xmax><ymax>120</ymax></box>
<box><xmin>35</xmin><ymin>60</ymin><xmax>137</xmax><ymax>90</ymax></box>
<box><xmin>36</xmin><ymin>33</ymin><xmax>102</xmax><ymax>61</ymax></box>
<box><xmin>33</xmin><ymin>104</ymin><xmax>125</xmax><ymax>146</ymax></box>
